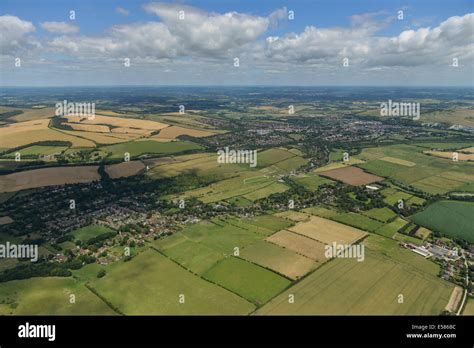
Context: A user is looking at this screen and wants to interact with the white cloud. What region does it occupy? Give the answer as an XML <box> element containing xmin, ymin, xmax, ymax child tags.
<box><xmin>0</xmin><ymin>15</ymin><xmax>38</xmax><ymax>56</ymax></box>
<box><xmin>41</xmin><ymin>21</ymin><xmax>79</xmax><ymax>34</ymax></box>
<box><xmin>116</xmin><ymin>7</ymin><xmax>129</xmax><ymax>16</ymax></box>
<box><xmin>143</xmin><ymin>2</ymin><xmax>284</xmax><ymax>57</ymax></box>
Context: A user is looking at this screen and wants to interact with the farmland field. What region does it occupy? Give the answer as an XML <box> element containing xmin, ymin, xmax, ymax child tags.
<box><xmin>202</xmin><ymin>256</ymin><xmax>291</xmax><ymax>305</ymax></box>
<box><xmin>288</xmin><ymin>216</ymin><xmax>367</xmax><ymax>245</ymax></box>
<box><xmin>0</xmin><ymin>166</ymin><xmax>100</xmax><ymax>193</ymax></box>
<box><xmin>105</xmin><ymin>161</ymin><xmax>145</xmax><ymax>179</ymax></box>
<box><xmin>90</xmin><ymin>249</ymin><xmax>255</xmax><ymax>314</ymax></box>
<box><xmin>266</xmin><ymin>230</ymin><xmax>328</xmax><ymax>261</ymax></box>
<box><xmin>318</xmin><ymin>166</ymin><xmax>384</xmax><ymax>186</ymax></box>
<box><xmin>256</xmin><ymin>249</ymin><xmax>453</xmax><ymax>315</ymax></box>
<box><xmin>0</xmin><ymin>277</ymin><xmax>116</xmax><ymax>315</ymax></box>
<box><xmin>356</xmin><ymin>144</ymin><xmax>474</xmax><ymax>194</ymax></box>
<box><xmin>240</xmin><ymin>241</ymin><xmax>317</xmax><ymax>279</ymax></box>
<box><xmin>102</xmin><ymin>140</ymin><xmax>202</xmax><ymax>159</ymax></box>
<box><xmin>410</xmin><ymin>201</ymin><xmax>474</xmax><ymax>243</ymax></box>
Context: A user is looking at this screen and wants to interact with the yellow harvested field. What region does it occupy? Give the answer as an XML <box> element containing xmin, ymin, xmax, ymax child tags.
<box><xmin>65</xmin><ymin>123</ymin><xmax>110</xmax><ymax>133</ymax></box>
<box><xmin>0</xmin><ymin>216</ymin><xmax>13</xmax><ymax>225</ymax></box>
<box><xmin>266</xmin><ymin>230</ymin><xmax>327</xmax><ymax>261</ymax></box>
<box><xmin>152</xmin><ymin>126</ymin><xmax>215</xmax><ymax>139</ymax></box>
<box><xmin>288</xmin><ymin>216</ymin><xmax>367</xmax><ymax>245</ymax></box>
<box><xmin>445</xmin><ymin>286</ymin><xmax>463</xmax><ymax>313</ymax></box>
<box><xmin>96</xmin><ymin>110</ymin><xmax>136</xmax><ymax>117</ymax></box>
<box><xmin>380</xmin><ymin>156</ymin><xmax>416</xmax><ymax>167</ymax></box>
<box><xmin>61</xmin><ymin>130</ymin><xmax>133</xmax><ymax>144</ymax></box>
<box><xmin>110</xmin><ymin>127</ymin><xmax>152</xmax><ymax>135</ymax></box>
<box><xmin>65</xmin><ymin>115</ymin><xmax>168</xmax><ymax>130</ymax></box>
<box><xmin>4</xmin><ymin>107</ymin><xmax>55</xmax><ymax>122</ymax></box>
<box><xmin>460</xmin><ymin>147</ymin><xmax>474</xmax><ymax>153</ymax></box>
<box><xmin>425</xmin><ymin>150</ymin><xmax>474</xmax><ymax>161</ymax></box>
<box><xmin>0</xmin><ymin>166</ymin><xmax>100</xmax><ymax>193</ymax></box>
<box><xmin>0</xmin><ymin>120</ymin><xmax>94</xmax><ymax>148</ymax></box>
<box><xmin>105</xmin><ymin>161</ymin><xmax>146</xmax><ymax>179</ymax></box>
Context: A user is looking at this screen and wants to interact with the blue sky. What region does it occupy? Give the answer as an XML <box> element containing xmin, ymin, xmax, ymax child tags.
<box><xmin>1</xmin><ymin>0</ymin><xmax>473</xmax><ymax>86</ymax></box>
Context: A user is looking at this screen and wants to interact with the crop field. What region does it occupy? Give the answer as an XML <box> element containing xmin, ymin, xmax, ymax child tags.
<box><xmin>410</xmin><ymin>201</ymin><xmax>474</xmax><ymax>243</ymax></box>
<box><xmin>318</xmin><ymin>166</ymin><xmax>384</xmax><ymax>186</ymax></box>
<box><xmin>65</xmin><ymin>115</ymin><xmax>169</xmax><ymax>131</ymax></box>
<box><xmin>426</xmin><ymin>150</ymin><xmax>474</xmax><ymax>161</ymax></box>
<box><xmin>0</xmin><ymin>165</ymin><xmax>100</xmax><ymax>193</ymax></box>
<box><xmin>381</xmin><ymin>187</ymin><xmax>425</xmax><ymax>206</ymax></box>
<box><xmin>0</xmin><ymin>277</ymin><xmax>116</xmax><ymax>315</ymax></box>
<box><xmin>177</xmin><ymin>172</ymin><xmax>280</xmax><ymax>203</ymax></box>
<box><xmin>356</xmin><ymin>144</ymin><xmax>474</xmax><ymax>194</ymax></box>
<box><xmin>274</xmin><ymin>211</ymin><xmax>311</xmax><ymax>222</ymax></box>
<box><xmin>256</xmin><ymin>248</ymin><xmax>453</xmax><ymax>315</ymax></box>
<box><xmin>291</xmin><ymin>173</ymin><xmax>333</xmax><ymax>191</ymax></box>
<box><xmin>71</xmin><ymin>224</ymin><xmax>115</xmax><ymax>242</ymax></box>
<box><xmin>379</xmin><ymin>156</ymin><xmax>416</xmax><ymax>167</ymax></box>
<box><xmin>242</xmin><ymin>181</ymin><xmax>289</xmax><ymax>201</ymax></box>
<box><xmin>288</xmin><ymin>216</ymin><xmax>367</xmax><ymax>245</ymax></box>
<box><xmin>266</xmin><ymin>230</ymin><xmax>327</xmax><ymax>261</ymax></box>
<box><xmin>0</xmin><ymin>119</ymin><xmax>95</xmax><ymax>148</ymax></box>
<box><xmin>102</xmin><ymin>140</ymin><xmax>202</xmax><ymax>159</ymax></box>
<box><xmin>152</xmin><ymin>125</ymin><xmax>216</xmax><ymax>140</ymax></box>
<box><xmin>61</xmin><ymin>129</ymin><xmax>135</xmax><ymax>144</ymax></box>
<box><xmin>90</xmin><ymin>249</ymin><xmax>255</xmax><ymax>314</ymax></box>
<box><xmin>65</xmin><ymin>123</ymin><xmax>111</xmax><ymax>133</ymax></box>
<box><xmin>256</xmin><ymin>148</ymin><xmax>298</xmax><ymax>168</ymax></box>
<box><xmin>153</xmin><ymin>219</ymin><xmax>264</xmax><ymax>273</ymax></box>
<box><xmin>2</xmin><ymin>107</ymin><xmax>55</xmax><ymax>122</ymax></box>
<box><xmin>147</xmin><ymin>153</ymin><xmax>246</xmax><ymax>179</ymax></box>
<box><xmin>361</xmin><ymin>207</ymin><xmax>397</xmax><ymax>222</ymax></box>
<box><xmin>1</xmin><ymin>145</ymin><xmax>67</xmax><ymax>159</ymax></box>
<box><xmin>202</xmin><ymin>256</ymin><xmax>291</xmax><ymax>305</ymax></box>
<box><xmin>240</xmin><ymin>241</ymin><xmax>317</xmax><ymax>279</ymax></box>
<box><xmin>105</xmin><ymin>161</ymin><xmax>145</xmax><ymax>179</ymax></box>
<box><xmin>374</xmin><ymin>217</ymin><xmax>409</xmax><ymax>238</ymax></box>
<box><xmin>330</xmin><ymin>212</ymin><xmax>384</xmax><ymax>232</ymax></box>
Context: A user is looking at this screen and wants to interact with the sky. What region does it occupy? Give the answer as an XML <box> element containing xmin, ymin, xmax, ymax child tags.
<box><xmin>0</xmin><ymin>0</ymin><xmax>473</xmax><ymax>86</ymax></box>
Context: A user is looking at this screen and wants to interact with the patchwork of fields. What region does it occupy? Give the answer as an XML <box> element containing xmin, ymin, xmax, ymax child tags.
<box><xmin>356</xmin><ymin>144</ymin><xmax>474</xmax><ymax>194</ymax></box>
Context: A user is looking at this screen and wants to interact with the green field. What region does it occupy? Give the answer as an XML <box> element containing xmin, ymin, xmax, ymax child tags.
<box><xmin>331</xmin><ymin>212</ymin><xmax>384</xmax><ymax>232</ymax></box>
<box><xmin>375</xmin><ymin>217</ymin><xmax>409</xmax><ymax>238</ymax></box>
<box><xmin>90</xmin><ymin>249</ymin><xmax>255</xmax><ymax>314</ymax></box>
<box><xmin>153</xmin><ymin>219</ymin><xmax>265</xmax><ymax>274</ymax></box>
<box><xmin>256</xmin><ymin>148</ymin><xmax>297</xmax><ymax>168</ymax></box>
<box><xmin>0</xmin><ymin>277</ymin><xmax>116</xmax><ymax>315</ymax></box>
<box><xmin>291</xmin><ymin>173</ymin><xmax>333</xmax><ymax>191</ymax></box>
<box><xmin>356</xmin><ymin>144</ymin><xmax>474</xmax><ymax>194</ymax></box>
<box><xmin>410</xmin><ymin>201</ymin><xmax>474</xmax><ymax>243</ymax></box>
<box><xmin>203</xmin><ymin>256</ymin><xmax>291</xmax><ymax>305</ymax></box>
<box><xmin>256</xmin><ymin>247</ymin><xmax>453</xmax><ymax>315</ymax></box>
<box><xmin>71</xmin><ymin>224</ymin><xmax>115</xmax><ymax>242</ymax></box>
<box><xmin>2</xmin><ymin>145</ymin><xmax>68</xmax><ymax>159</ymax></box>
<box><xmin>103</xmin><ymin>140</ymin><xmax>202</xmax><ymax>159</ymax></box>
<box><xmin>361</xmin><ymin>207</ymin><xmax>397</xmax><ymax>222</ymax></box>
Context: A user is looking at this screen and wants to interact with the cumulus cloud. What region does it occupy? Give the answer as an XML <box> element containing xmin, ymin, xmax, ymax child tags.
<box><xmin>143</xmin><ymin>2</ymin><xmax>284</xmax><ymax>57</ymax></box>
<box><xmin>0</xmin><ymin>15</ymin><xmax>38</xmax><ymax>56</ymax></box>
<box><xmin>264</xmin><ymin>12</ymin><xmax>474</xmax><ymax>68</ymax></box>
<box><xmin>41</xmin><ymin>21</ymin><xmax>79</xmax><ymax>34</ymax></box>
